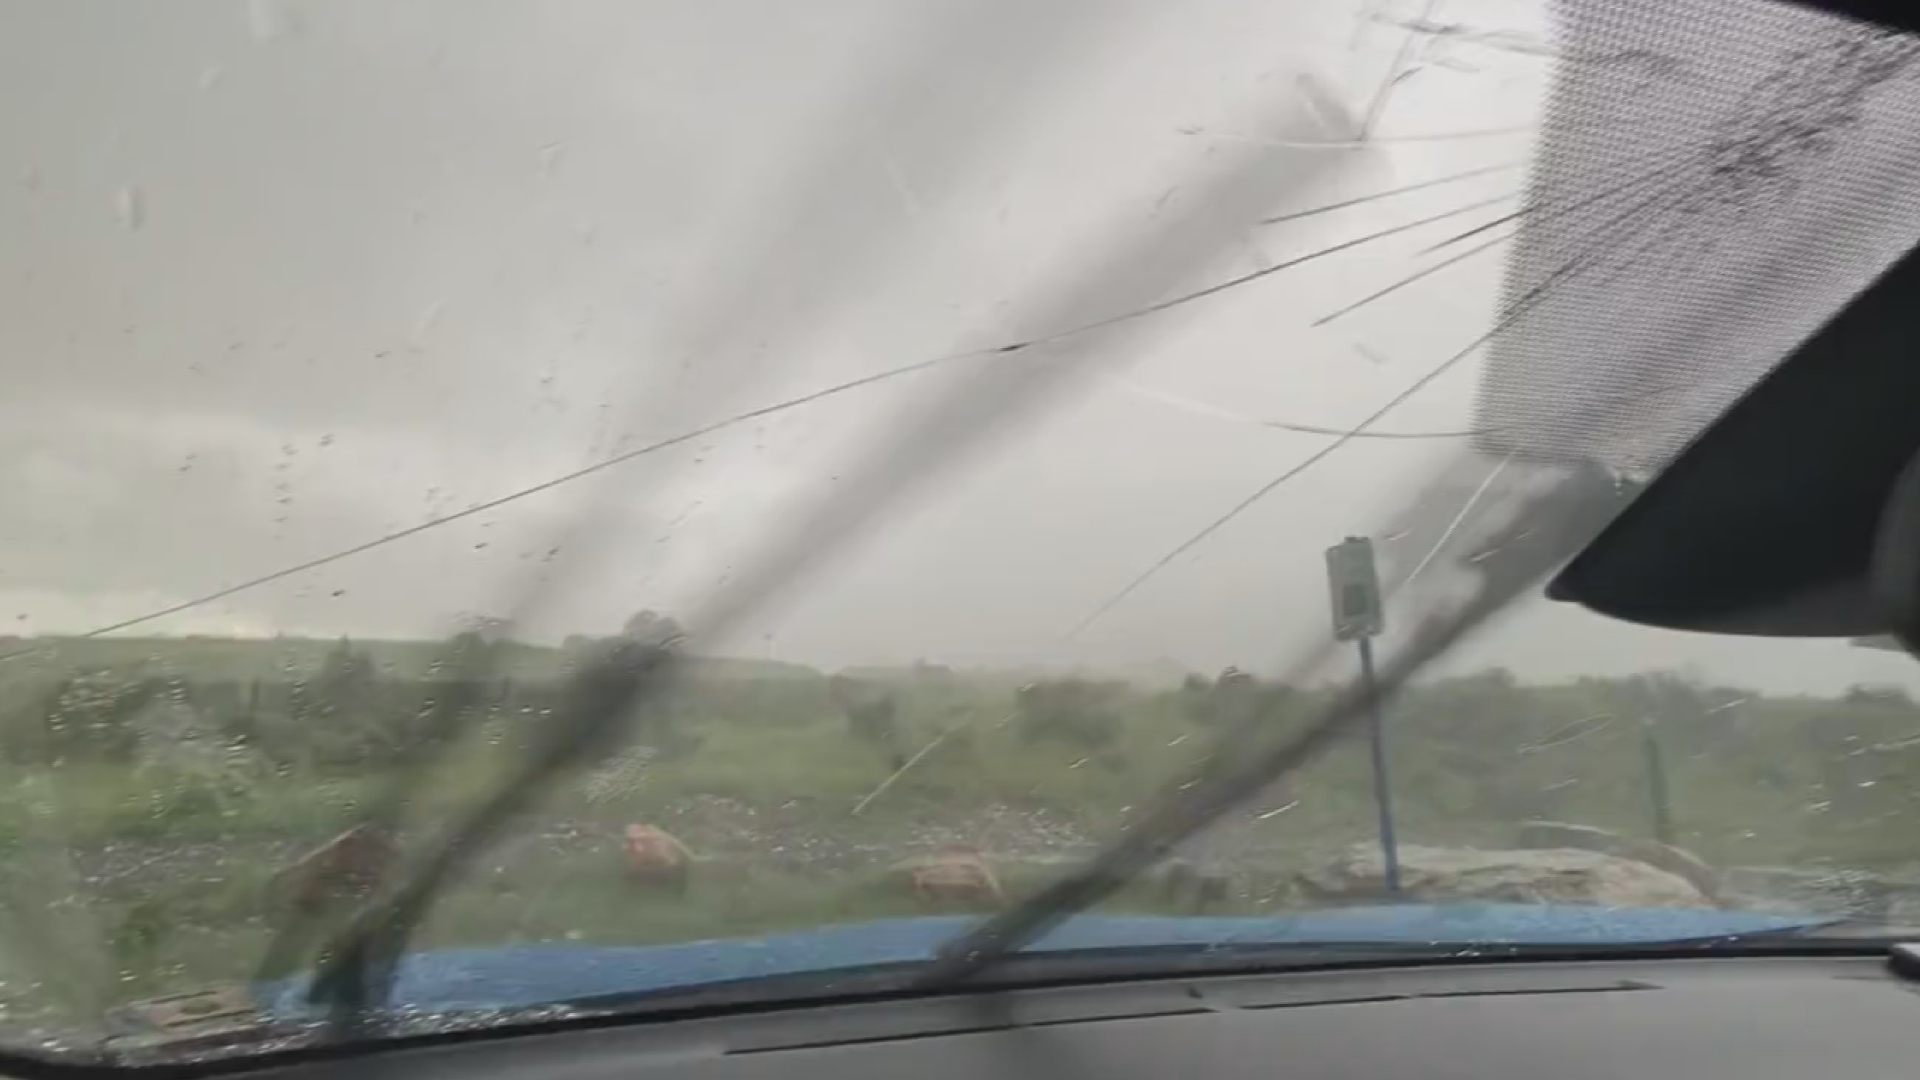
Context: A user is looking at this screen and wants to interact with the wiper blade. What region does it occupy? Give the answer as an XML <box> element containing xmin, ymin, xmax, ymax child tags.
<box><xmin>921</xmin><ymin>469</ymin><xmax>1631</xmax><ymax>987</ymax></box>
<box><xmin>304</xmin><ymin>640</ymin><xmax>676</xmax><ymax>1034</ymax></box>
<box><xmin>288</xmin><ymin>90</ymin><xmax>1372</xmax><ymax>1038</ymax></box>
<box><xmin>290</xmin><ymin>139</ymin><xmax>1311</xmax><ymax>1035</ymax></box>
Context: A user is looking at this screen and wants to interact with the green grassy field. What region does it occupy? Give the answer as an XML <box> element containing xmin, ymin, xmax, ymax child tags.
<box><xmin>0</xmin><ymin>635</ymin><xmax>1912</xmax><ymax>1032</ymax></box>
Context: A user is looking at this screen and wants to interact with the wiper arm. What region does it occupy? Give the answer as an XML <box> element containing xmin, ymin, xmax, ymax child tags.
<box><xmin>254</xmin><ymin>667</ymin><xmax>496</xmax><ymax>987</ymax></box>
<box><xmin>921</xmin><ymin>471</ymin><xmax>1624</xmax><ymax>987</ymax></box>
<box><xmin>292</xmin><ymin>127</ymin><xmax>1314</xmax><ymax>1027</ymax></box>
<box><xmin>304</xmin><ymin>639</ymin><xmax>676</xmax><ymax>1035</ymax></box>
<box><xmin>272</xmin><ymin>75</ymin><xmax>1554</xmax><ymax>1028</ymax></box>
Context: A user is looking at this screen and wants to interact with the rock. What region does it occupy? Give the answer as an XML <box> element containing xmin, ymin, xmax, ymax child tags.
<box><xmin>621</xmin><ymin>824</ymin><xmax>694</xmax><ymax>895</ymax></box>
<box><xmin>1721</xmin><ymin>864</ymin><xmax>1908</xmax><ymax>919</ymax></box>
<box><xmin>884</xmin><ymin>849</ymin><xmax>1006</xmax><ymax>909</ymax></box>
<box><xmin>1515</xmin><ymin>821</ymin><xmax>1723</xmax><ymax>903</ymax></box>
<box><xmin>1292</xmin><ymin>843</ymin><xmax>1712</xmax><ymax>909</ymax></box>
<box><xmin>1144</xmin><ymin>857</ymin><xmax>1233</xmax><ymax>910</ymax></box>
<box><xmin>270</xmin><ymin>823</ymin><xmax>397</xmax><ymax>917</ymax></box>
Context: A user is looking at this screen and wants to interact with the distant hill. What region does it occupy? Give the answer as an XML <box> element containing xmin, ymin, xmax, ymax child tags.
<box><xmin>0</xmin><ymin>635</ymin><xmax>823</xmax><ymax>685</ymax></box>
<box><xmin>839</xmin><ymin>657</ymin><xmax>1197</xmax><ymax>689</ymax></box>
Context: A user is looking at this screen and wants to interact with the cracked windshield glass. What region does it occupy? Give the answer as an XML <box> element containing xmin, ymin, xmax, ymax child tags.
<box><xmin>5</xmin><ymin>0</ymin><xmax>1920</xmax><ymax>1063</ymax></box>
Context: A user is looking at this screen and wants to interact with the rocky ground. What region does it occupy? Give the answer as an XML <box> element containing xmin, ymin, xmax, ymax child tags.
<box><xmin>61</xmin><ymin>797</ymin><xmax>1103</xmax><ymax>894</ymax></box>
<box><xmin>49</xmin><ymin>795</ymin><xmax>1920</xmax><ymax>924</ymax></box>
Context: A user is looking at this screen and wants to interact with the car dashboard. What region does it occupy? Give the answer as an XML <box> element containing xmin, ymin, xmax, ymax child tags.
<box><xmin>204</xmin><ymin>951</ymin><xmax>1920</xmax><ymax>1080</ymax></box>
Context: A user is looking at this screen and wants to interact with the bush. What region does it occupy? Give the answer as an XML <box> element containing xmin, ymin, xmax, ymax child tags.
<box><xmin>1176</xmin><ymin>668</ymin><xmax>1305</xmax><ymax>730</ymax></box>
<box><xmin>1014</xmin><ymin>679</ymin><xmax>1124</xmax><ymax>749</ymax></box>
<box><xmin>829</xmin><ymin>676</ymin><xmax>905</xmax><ymax>768</ymax></box>
<box><xmin>37</xmin><ymin>670</ymin><xmax>151</xmax><ymax>763</ymax></box>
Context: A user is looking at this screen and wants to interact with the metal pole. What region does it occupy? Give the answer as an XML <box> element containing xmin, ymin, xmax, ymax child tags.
<box><xmin>1357</xmin><ymin>635</ymin><xmax>1401</xmax><ymax>896</ymax></box>
<box><xmin>1641</xmin><ymin>719</ymin><xmax>1674</xmax><ymax>844</ymax></box>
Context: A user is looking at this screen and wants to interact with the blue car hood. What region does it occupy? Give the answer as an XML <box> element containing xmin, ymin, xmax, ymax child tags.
<box><xmin>260</xmin><ymin>905</ymin><xmax>1838</xmax><ymax>1017</ymax></box>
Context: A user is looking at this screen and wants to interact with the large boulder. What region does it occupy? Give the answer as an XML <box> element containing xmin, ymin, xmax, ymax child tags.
<box><xmin>622</xmin><ymin>824</ymin><xmax>694</xmax><ymax>895</ymax></box>
<box><xmin>1515</xmin><ymin>821</ymin><xmax>1723</xmax><ymax>903</ymax></box>
<box><xmin>1292</xmin><ymin>843</ymin><xmax>1713</xmax><ymax>909</ymax></box>
<box><xmin>884</xmin><ymin>848</ymin><xmax>1005</xmax><ymax>910</ymax></box>
<box><xmin>1720</xmin><ymin>864</ymin><xmax>1905</xmax><ymax>919</ymax></box>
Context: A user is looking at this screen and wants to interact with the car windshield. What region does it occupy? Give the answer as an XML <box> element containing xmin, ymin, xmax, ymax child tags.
<box><xmin>6</xmin><ymin>0</ymin><xmax>1920</xmax><ymax>1066</ymax></box>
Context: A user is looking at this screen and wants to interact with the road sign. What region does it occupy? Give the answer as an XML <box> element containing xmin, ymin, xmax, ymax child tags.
<box><xmin>1324</xmin><ymin>535</ymin><xmax>1398</xmax><ymax>894</ymax></box>
<box><xmin>1325</xmin><ymin>536</ymin><xmax>1384</xmax><ymax>642</ymax></box>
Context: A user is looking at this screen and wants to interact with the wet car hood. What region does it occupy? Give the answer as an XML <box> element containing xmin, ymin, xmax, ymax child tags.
<box><xmin>258</xmin><ymin>906</ymin><xmax>1839</xmax><ymax>1016</ymax></box>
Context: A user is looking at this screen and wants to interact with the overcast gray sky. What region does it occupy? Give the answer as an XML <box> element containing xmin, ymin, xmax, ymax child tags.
<box><xmin>0</xmin><ymin>0</ymin><xmax>1913</xmax><ymax>695</ymax></box>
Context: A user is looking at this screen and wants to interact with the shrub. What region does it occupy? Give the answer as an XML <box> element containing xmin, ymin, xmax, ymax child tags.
<box><xmin>1014</xmin><ymin>679</ymin><xmax>1124</xmax><ymax>749</ymax></box>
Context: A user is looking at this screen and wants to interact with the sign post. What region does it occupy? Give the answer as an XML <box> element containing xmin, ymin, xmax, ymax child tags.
<box><xmin>1325</xmin><ymin>536</ymin><xmax>1400</xmax><ymax>896</ymax></box>
<box><xmin>1640</xmin><ymin>718</ymin><xmax>1674</xmax><ymax>844</ymax></box>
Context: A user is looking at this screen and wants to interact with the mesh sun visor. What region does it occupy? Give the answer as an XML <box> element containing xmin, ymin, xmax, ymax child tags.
<box><xmin>1473</xmin><ymin>0</ymin><xmax>1920</xmax><ymax>475</ymax></box>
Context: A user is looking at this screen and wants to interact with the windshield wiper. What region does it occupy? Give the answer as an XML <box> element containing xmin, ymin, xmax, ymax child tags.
<box><xmin>919</xmin><ymin>470</ymin><xmax>1629</xmax><ymax>987</ymax></box>
<box><xmin>279</xmin><ymin>99</ymin><xmax>1360</xmax><ymax>1036</ymax></box>
<box><xmin>301</xmin><ymin>639</ymin><xmax>677</xmax><ymax>1035</ymax></box>
<box><xmin>286</xmin><ymin>449</ymin><xmax>1621</xmax><ymax>1026</ymax></box>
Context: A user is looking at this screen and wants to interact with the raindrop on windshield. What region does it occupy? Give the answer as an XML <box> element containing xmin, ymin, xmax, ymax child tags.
<box><xmin>411</xmin><ymin>301</ymin><xmax>445</xmax><ymax>348</ymax></box>
<box><xmin>246</xmin><ymin>0</ymin><xmax>292</xmax><ymax>42</ymax></box>
<box><xmin>113</xmin><ymin>186</ymin><xmax>144</xmax><ymax>231</ymax></box>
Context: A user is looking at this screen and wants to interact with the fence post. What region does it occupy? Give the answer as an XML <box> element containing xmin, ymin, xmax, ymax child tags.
<box><xmin>1641</xmin><ymin>718</ymin><xmax>1674</xmax><ymax>844</ymax></box>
